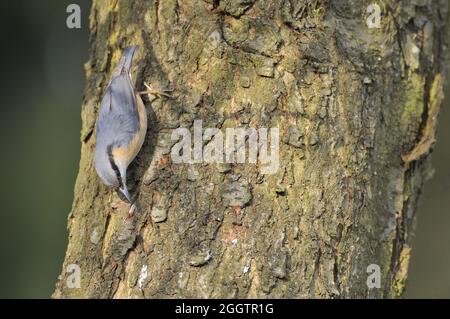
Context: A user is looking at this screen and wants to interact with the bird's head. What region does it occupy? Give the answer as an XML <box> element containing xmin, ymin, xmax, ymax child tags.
<box><xmin>94</xmin><ymin>144</ymin><xmax>132</xmax><ymax>203</ymax></box>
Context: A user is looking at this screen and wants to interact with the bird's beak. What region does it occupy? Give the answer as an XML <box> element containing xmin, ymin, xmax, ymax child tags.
<box><xmin>120</xmin><ymin>187</ymin><xmax>132</xmax><ymax>203</ymax></box>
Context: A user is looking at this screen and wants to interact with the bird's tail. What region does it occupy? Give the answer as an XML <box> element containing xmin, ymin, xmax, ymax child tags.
<box><xmin>112</xmin><ymin>45</ymin><xmax>138</xmax><ymax>79</ymax></box>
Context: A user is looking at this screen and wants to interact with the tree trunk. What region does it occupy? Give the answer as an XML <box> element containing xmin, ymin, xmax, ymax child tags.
<box><xmin>53</xmin><ymin>0</ymin><xmax>448</xmax><ymax>298</ymax></box>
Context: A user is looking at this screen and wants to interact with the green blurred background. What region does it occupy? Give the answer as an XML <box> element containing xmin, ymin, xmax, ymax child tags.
<box><xmin>0</xmin><ymin>0</ymin><xmax>448</xmax><ymax>298</ymax></box>
<box><xmin>0</xmin><ymin>0</ymin><xmax>89</xmax><ymax>298</ymax></box>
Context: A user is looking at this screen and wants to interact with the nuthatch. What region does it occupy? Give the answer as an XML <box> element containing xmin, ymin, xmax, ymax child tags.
<box><xmin>94</xmin><ymin>46</ymin><xmax>172</xmax><ymax>205</ymax></box>
<box><xmin>94</xmin><ymin>45</ymin><xmax>147</xmax><ymax>204</ymax></box>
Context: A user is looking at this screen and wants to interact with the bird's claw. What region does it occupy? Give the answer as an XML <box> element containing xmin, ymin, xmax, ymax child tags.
<box><xmin>139</xmin><ymin>82</ymin><xmax>173</xmax><ymax>99</ymax></box>
<box><xmin>128</xmin><ymin>203</ymin><xmax>137</xmax><ymax>217</ymax></box>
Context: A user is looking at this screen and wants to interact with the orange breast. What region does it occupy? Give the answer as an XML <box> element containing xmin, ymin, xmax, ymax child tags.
<box><xmin>112</xmin><ymin>94</ymin><xmax>147</xmax><ymax>167</ymax></box>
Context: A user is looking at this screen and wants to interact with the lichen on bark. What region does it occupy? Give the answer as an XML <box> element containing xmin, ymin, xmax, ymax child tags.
<box><xmin>53</xmin><ymin>0</ymin><xmax>448</xmax><ymax>298</ymax></box>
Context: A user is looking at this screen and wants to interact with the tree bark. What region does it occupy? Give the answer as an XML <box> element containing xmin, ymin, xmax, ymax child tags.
<box><xmin>53</xmin><ymin>0</ymin><xmax>448</xmax><ymax>298</ymax></box>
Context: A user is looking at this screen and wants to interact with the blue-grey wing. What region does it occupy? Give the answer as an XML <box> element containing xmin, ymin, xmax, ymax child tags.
<box><xmin>96</xmin><ymin>74</ymin><xmax>140</xmax><ymax>148</ymax></box>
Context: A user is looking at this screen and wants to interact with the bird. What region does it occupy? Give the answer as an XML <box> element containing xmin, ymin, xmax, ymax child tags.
<box><xmin>94</xmin><ymin>45</ymin><xmax>146</xmax><ymax>205</ymax></box>
<box><xmin>94</xmin><ymin>45</ymin><xmax>172</xmax><ymax>207</ymax></box>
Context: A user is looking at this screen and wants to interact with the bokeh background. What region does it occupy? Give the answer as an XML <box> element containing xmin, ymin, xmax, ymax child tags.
<box><xmin>0</xmin><ymin>0</ymin><xmax>448</xmax><ymax>298</ymax></box>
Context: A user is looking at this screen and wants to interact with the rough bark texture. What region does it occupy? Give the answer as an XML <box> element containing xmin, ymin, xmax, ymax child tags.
<box><xmin>54</xmin><ymin>0</ymin><xmax>448</xmax><ymax>298</ymax></box>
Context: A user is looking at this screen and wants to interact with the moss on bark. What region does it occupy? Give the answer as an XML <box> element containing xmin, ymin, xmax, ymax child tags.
<box><xmin>54</xmin><ymin>0</ymin><xmax>448</xmax><ymax>298</ymax></box>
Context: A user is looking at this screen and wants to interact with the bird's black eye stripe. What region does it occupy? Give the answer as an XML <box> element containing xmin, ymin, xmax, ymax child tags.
<box><xmin>107</xmin><ymin>145</ymin><xmax>123</xmax><ymax>188</ymax></box>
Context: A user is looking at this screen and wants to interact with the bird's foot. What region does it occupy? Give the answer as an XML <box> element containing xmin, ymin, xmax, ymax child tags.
<box><xmin>123</xmin><ymin>202</ymin><xmax>137</xmax><ymax>221</ymax></box>
<box><xmin>139</xmin><ymin>82</ymin><xmax>173</xmax><ymax>99</ymax></box>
